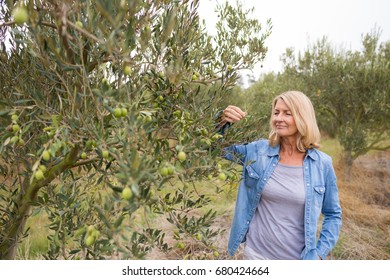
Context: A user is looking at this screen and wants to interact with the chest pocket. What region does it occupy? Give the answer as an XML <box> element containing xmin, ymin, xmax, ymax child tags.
<box><xmin>313</xmin><ymin>185</ymin><xmax>325</xmax><ymax>208</ymax></box>
<box><xmin>244</xmin><ymin>164</ymin><xmax>260</xmax><ymax>188</ymax></box>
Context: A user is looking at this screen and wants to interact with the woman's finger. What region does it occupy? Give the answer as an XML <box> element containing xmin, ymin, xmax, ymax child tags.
<box><xmin>226</xmin><ymin>105</ymin><xmax>246</xmax><ymax>118</ymax></box>
<box><xmin>223</xmin><ymin>106</ymin><xmax>247</xmax><ymax>122</ymax></box>
<box><xmin>223</xmin><ymin>111</ymin><xmax>242</xmax><ymax>122</ymax></box>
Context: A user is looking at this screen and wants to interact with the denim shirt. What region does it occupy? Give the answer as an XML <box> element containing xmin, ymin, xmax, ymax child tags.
<box><xmin>224</xmin><ymin>139</ymin><xmax>342</xmax><ymax>260</ymax></box>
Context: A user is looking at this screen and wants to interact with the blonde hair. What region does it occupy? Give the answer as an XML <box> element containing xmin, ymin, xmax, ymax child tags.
<box><xmin>269</xmin><ymin>91</ymin><xmax>321</xmax><ymax>152</ymax></box>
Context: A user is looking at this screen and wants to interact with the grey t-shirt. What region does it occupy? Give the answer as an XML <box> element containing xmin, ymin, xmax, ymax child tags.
<box><xmin>245</xmin><ymin>162</ymin><xmax>305</xmax><ymax>260</ymax></box>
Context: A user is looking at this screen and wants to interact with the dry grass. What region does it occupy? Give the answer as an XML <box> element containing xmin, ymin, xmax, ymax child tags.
<box><xmin>332</xmin><ymin>150</ymin><xmax>390</xmax><ymax>259</ymax></box>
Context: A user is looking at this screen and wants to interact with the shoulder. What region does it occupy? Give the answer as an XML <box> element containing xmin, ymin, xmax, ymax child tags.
<box><xmin>243</xmin><ymin>139</ymin><xmax>276</xmax><ymax>158</ymax></box>
<box><xmin>309</xmin><ymin>148</ymin><xmax>334</xmax><ymax>166</ymax></box>
<box><xmin>247</xmin><ymin>138</ymin><xmax>270</xmax><ymax>150</ymax></box>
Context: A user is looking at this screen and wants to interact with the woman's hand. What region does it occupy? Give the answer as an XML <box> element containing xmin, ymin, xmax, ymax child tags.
<box><xmin>220</xmin><ymin>105</ymin><xmax>247</xmax><ymax>125</ymax></box>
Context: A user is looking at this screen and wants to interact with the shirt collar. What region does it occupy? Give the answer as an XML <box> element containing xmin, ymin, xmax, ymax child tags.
<box><xmin>267</xmin><ymin>144</ymin><xmax>319</xmax><ymax>160</ymax></box>
<box><xmin>267</xmin><ymin>144</ymin><xmax>280</xmax><ymax>157</ymax></box>
<box><xmin>306</xmin><ymin>148</ymin><xmax>319</xmax><ymax>160</ymax></box>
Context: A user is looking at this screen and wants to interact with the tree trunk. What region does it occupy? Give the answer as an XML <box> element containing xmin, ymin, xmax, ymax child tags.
<box><xmin>0</xmin><ymin>190</ymin><xmax>34</xmax><ymax>259</ymax></box>
<box><xmin>0</xmin><ymin>147</ymin><xmax>80</xmax><ymax>259</ymax></box>
<box><xmin>343</xmin><ymin>150</ymin><xmax>354</xmax><ymax>182</ymax></box>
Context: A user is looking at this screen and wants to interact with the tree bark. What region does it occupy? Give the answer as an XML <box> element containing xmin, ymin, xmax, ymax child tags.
<box><xmin>343</xmin><ymin>150</ymin><xmax>354</xmax><ymax>182</ymax></box>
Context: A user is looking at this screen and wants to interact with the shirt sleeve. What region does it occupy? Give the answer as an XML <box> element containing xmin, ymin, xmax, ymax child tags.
<box><xmin>222</xmin><ymin>143</ymin><xmax>248</xmax><ymax>166</ymax></box>
<box><xmin>214</xmin><ymin>110</ymin><xmax>248</xmax><ymax>165</ymax></box>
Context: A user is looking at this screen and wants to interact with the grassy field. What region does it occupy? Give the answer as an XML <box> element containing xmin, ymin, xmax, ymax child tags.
<box><xmin>14</xmin><ymin>137</ymin><xmax>390</xmax><ymax>260</ymax></box>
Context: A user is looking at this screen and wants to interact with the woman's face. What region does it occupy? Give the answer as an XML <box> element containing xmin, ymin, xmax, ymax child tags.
<box><xmin>272</xmin><ymin>99</ymin><xmax>298</xmax><ymax>138</ymax></box>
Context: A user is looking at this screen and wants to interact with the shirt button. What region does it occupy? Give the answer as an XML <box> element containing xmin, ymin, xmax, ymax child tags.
<box><xmin>307</xmin><ymin>183</ymin><xmax>309</xmax><ymax>186</ymax></box>
<box><xmin>247</xmin><ymin>221</ymin><xmax>250</xmax><ymax>224</ymax></box>
<box><xmin>263</xmin><ymin>178</ymin><xmax>266</xmax><ymax>181</ymax></box>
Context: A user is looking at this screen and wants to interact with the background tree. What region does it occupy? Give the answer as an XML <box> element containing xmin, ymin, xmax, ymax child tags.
<box><xmin>0</xmin><ymin>0</ymin><xmax>271</xmax><ymax>259</ymax></box>
<box><xmin>278</xmin><ymin>30</ymin><xmax>390</xmax><ymax>179</ymax></box>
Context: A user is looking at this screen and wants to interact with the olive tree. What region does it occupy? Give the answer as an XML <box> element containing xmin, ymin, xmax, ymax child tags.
<box><xmin>281</xmin><ymin>30</ymin><xmax>390</xmax><ymax>179</ymax></box>
<box><xmin>0</xmin><ymin>0</ymin><xmax>270</xmax><ymax>259</ymax></box>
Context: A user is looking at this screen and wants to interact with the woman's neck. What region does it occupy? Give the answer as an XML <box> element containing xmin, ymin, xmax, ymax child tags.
<box><xmin>279</xmin><ymin>137</ymin><xmax>305</xmax><ymax>166</ymax></box>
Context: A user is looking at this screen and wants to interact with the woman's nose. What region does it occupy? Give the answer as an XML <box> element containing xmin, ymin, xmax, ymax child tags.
<box><xmin>275</xmin><ymin>114</ymin><xmax>283</xmax><ymax>122</ymax></box>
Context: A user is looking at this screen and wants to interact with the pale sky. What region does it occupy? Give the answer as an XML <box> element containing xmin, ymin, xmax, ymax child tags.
<box><xmin>198</xmin><ymin>0</ymin><xmax>390</xmax><ymax>77</ymax></box>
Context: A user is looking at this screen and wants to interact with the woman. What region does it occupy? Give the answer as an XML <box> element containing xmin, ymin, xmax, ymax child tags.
<box><xmin>219</xmin><ymin>91</ymin><xmax>342</xmax><ymax>260</ymax></box>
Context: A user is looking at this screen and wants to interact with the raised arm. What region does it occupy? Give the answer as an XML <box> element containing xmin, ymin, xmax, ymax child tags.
<box><xmin>215</xmin><ymin>105</ymin><xmax>248</xmax><ymax>165</ymax></box>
